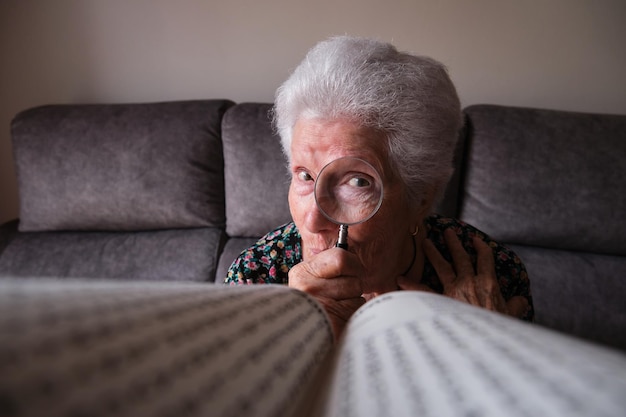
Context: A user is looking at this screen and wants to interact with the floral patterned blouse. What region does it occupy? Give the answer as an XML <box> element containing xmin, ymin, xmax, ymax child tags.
<box><xmin>225</xmin><ymin>214</ymin><xmax>534</xmax><ymax>321</ymax></box>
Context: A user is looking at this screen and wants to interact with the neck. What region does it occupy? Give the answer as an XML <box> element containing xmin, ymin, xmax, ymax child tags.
<box><xmin>401</xmin><ymin>234</ymin><xmax>417</xmax><ymax>276</ymax></box>
<box><xmin>404</xmin><ymin>222</ymin><xmax>426</xmax><ymax>282</ymax></box>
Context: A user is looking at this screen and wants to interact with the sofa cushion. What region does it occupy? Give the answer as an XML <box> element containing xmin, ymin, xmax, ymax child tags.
<box><xmin>12</xmin><ymin>100</ymin><xmax>234</xmax><ymax>232</ymax></box>
<box><xmin>460</xmin><ymin>105</ymin><xmax>626</xmax><ymax>255</ymax></box>
<box><xmin>222</xmin><ymin>103</ymin><xmax>291</xmax><ymax>237</ymax></box>
<box><xmin>510</xmin><ymin>244</ymin><xmax>626</xmax><ymax>351</ymax></box>
<box><xmin>0</xmin><ymin>227</ymin><xmax>225</xmax><ymax>282</ymax></box>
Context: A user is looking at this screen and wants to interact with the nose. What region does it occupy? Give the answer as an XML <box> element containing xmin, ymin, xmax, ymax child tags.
<box><xmin>302</xmin><ymin>198</ymin><xmax>336</xmax><ymax>234</ymax></box>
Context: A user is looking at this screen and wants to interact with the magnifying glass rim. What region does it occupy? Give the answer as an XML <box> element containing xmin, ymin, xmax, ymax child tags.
<box><xmin>314</xmin><ymin>156</ymin><xmax>384</xmax><ymax>226</ymax></box>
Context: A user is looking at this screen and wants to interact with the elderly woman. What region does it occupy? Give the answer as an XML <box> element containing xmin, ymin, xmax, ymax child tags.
<box><xmin>225</xmin><ymin>36</ymin><xmax>533</xmax><ymax>337</ymax></box>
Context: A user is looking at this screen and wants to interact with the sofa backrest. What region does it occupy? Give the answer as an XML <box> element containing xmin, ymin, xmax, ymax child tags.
<box><xmin>2</xmin><ymin>100</ymin><xmax>234</xmax><ymax>282</ymax></box>
<box><xmin>12</xmin><ymin>100</ymin><xmax>234</xmax><ymax>232</ymax></box>
<box><xmin>222</xmin><ymin>103</ymin><xmax>291</xmax><ymax>238</ymax></box>
<box><xmin>459</xmin><ymin>104</ymin><xmax>626</xmax><ymax>256</ymax></box>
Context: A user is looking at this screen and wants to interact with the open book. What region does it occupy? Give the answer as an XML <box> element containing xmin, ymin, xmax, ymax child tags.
<box><xmin>1</xmin><ymin>279</ymin><xmax>625</xmax><ymax>417</ymax></box>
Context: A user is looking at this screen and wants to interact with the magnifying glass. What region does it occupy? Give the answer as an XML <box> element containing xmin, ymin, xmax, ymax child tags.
<box><xmin>314</xmin><ymin>157</ymin><xmax>384</xmax><ymax>250</ymax></box>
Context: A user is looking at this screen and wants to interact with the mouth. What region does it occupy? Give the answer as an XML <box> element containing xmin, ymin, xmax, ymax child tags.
<box><xmin>303</xmin><ymin>240</ymin><xmax>336</xmax><ymax>259</ymax></box>
<box><xmin>300</xmin><ymin>231</ymin><xmax>343</xmax><ymax>259</ymax></box>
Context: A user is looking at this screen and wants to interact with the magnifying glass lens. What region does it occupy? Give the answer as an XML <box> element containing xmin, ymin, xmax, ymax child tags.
<box><xmin>315</xmin><ymin>157</ymin><xmax>383</xmax><ymax>226</ymax></box>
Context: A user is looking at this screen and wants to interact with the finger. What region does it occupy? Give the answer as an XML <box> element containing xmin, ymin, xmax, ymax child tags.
<box><xmin>396</xmin><ymin>275</ymin><xmax>436</xmax><ymax>292</ymax></box>
<box><xmin>506</xmin><ymin>296</ymin><xmax>529</xmax><ymax>318</ymax></box>
<box><xmin>288</xmin><ymin>248</ymin><xmax>364</xmax><ymax>299</ymax></box>
<box><xmin>422</xmin><ymin>239</ymin><xmax>457</xmax><ymax>287</ymax></box>
<box><xmin>474</xmin><ymin>237</ymin><xmax>496</xmax><ymax>278</ymax></box>
<box><xmin>308</xmin><ymin>247</ymin><xmax>365</xmax><ymax>278</ymax></box>
<box><xmin>473</xmin><ymin>237</ymin><xmax>506</xmax><ymax>309</ymax></box>
<box><xmin>444</xmin><ymin>229</ymin><xmax>475</xmax><ymax>278</ymax></box>
<box><xmin>289</xmin><ymin>263</ymin><xmax>363</xmax><ymax>299</ymax></box>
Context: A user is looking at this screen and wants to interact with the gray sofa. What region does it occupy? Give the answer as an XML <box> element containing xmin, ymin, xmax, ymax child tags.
<box><xmin>0</xmin><ymin>100</ymin><xmax>624</xmax><ymax>351</ymax></box>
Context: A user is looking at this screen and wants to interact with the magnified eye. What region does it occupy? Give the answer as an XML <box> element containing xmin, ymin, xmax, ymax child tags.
<box><xmin>297</xmin><ymin>171</ymin><xmax>314</xmax><ymax>182</ymax></box>
<box><xmin>348</xmin><ymin>176</ymin><xmax>371</xmax><ymax>187</ymax></box>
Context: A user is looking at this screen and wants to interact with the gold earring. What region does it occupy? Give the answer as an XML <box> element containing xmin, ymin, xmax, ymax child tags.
<box><xmin>411</xmin><ymin>225</ymin><xmax>419</xmax><ymax>236</ymax></box>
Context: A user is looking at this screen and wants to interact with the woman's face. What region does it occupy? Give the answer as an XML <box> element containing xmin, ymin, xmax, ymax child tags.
<box><xmin>288</xmin><ymin>117</ymin><xmax>419</xmax><ymax>295</ymax></box>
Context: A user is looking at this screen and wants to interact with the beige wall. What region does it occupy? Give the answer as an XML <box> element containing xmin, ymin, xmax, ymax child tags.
<box><xmin>1</xmin><ymin>0</ymin><xmax>625</xmax><ymax>224</ymax></box>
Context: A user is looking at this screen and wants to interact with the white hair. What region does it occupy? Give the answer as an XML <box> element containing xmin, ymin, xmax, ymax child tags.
<box><xmin>273</xmin><ymin>36</ymin><xmax>462</xmax><ymax>206</ymax></box>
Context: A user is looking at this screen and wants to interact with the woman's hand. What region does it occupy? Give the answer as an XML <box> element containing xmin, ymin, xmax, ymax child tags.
<box><xmin>288</xmin><ymin>248</ymin><xmax>366</xmax><ymax>340</ymax></box>
<box><xmin>398</xmin><ymin>229</ymin><xmax>528</xmax><ymax>318</ymax></box>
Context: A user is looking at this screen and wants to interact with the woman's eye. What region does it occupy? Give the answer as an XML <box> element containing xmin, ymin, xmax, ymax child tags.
<box><xmin>348</xmin><ymin>176</ymin><xmax>371</xmax><ymax>187</ymax></box>
<box><xmin>297</xmin><ymin>171</ymin><xmax>314</xmax><ymax>182</ymax></box>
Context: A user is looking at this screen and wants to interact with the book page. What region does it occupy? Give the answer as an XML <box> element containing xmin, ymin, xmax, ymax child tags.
<box><xmin>0</xmin><ymin>279</ymin><xmax>333</xmax><ymax>417</ymax></box>
<box><xmin>322</xmin><ymin>291</ymin><xmax>626</xmax><ymax>417</ymax></box>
